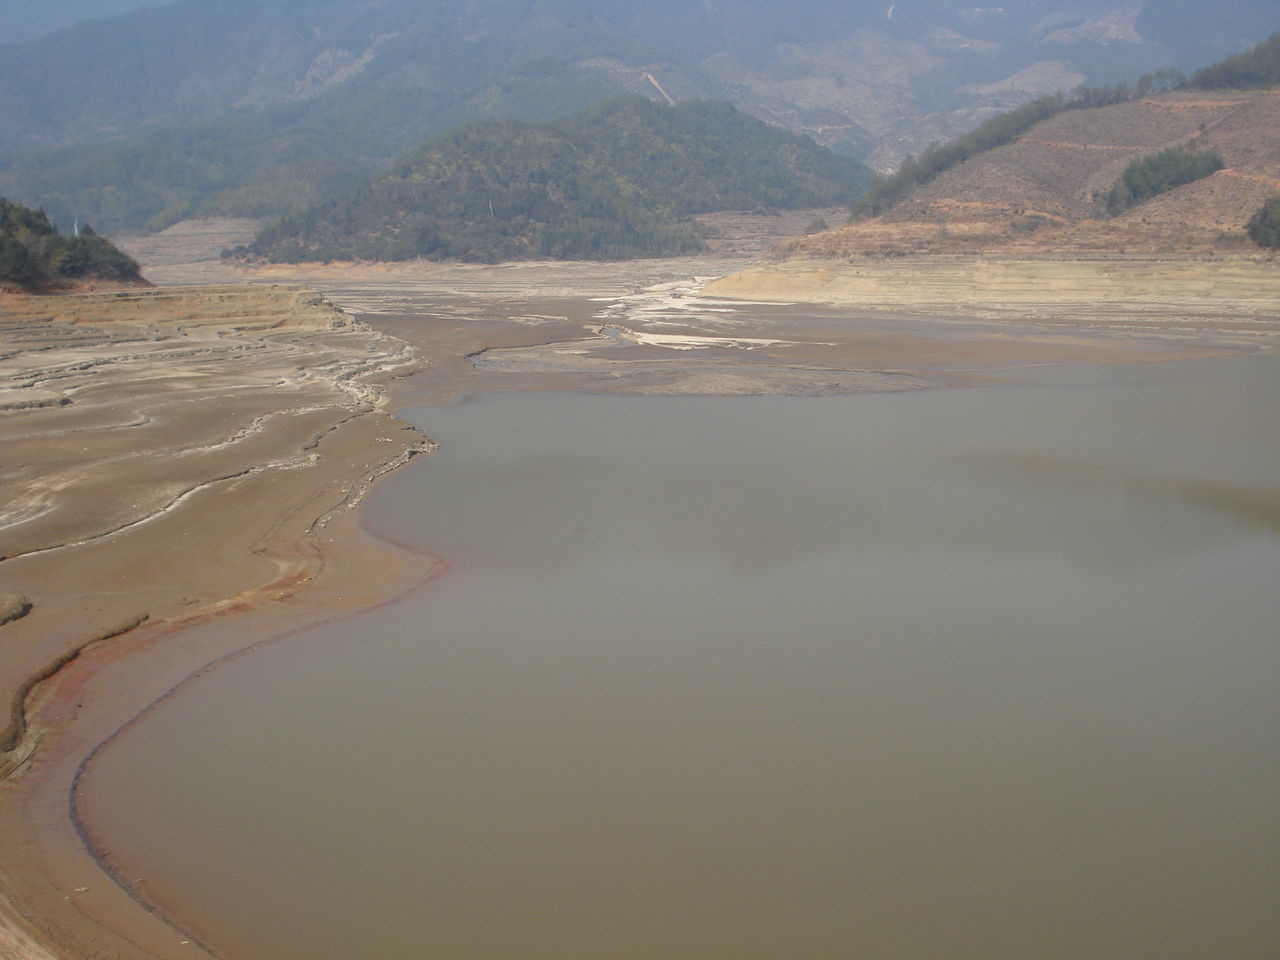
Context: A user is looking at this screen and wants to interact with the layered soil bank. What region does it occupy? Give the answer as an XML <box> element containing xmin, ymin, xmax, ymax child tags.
<box><xmin>0</xmin><ymin>285</ymin><xmax>431</xmax><ymax>959</ymax></box>
<box><xmin>704</xmin><ymin>256</ymin><xmax>1280</xmax><ymax>337</ymax></box>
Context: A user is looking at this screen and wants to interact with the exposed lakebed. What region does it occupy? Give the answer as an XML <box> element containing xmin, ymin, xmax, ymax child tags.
<box><xmin>83</xmin><ymin>357</ymin><xmax>1279</xmax><ymax>959</ymax></box>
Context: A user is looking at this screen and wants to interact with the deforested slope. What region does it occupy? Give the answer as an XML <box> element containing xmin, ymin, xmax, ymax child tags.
<box><xmin>788</xmin><ymin>87</ymin><xmax>1280</xmax><ymax>258</ymax></box>
<box><xmin>789</xmin><ymin>33</ymin><xmax>1280</xmax><ymax>258</ymax></box>
<box><xmin>244</xmin><ymin>96</ymin><xmax>870</xmax><ymax>263</ymax></box>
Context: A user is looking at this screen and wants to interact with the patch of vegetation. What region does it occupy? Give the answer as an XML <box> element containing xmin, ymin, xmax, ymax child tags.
<box><xmin>1100</xmin><ymin>147</ymin><xmax>1224</xmax><ymax>216</ymax></box>
<box><xmin>242</xmin><ymin>96</ymin><xmax>871</xmax><ymax>263</ymax></box>
<box><xmin>1246</xmin><ymin>195</ymin><xmax>1280</xmax><ymax>248</ymax></box>
<box><xmin>1189</xmin><ymin>32</ymin><xmax>1280</xmax><ymax>90</ymax></box>
<box><xmin>0</xmin><ymin>198</ymin><xmax>140</xmax><ymax>288</ymax></box>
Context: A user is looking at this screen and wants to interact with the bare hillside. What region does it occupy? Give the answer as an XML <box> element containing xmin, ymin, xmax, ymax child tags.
<box><xmin>790</xmin><ymin>89</ymin><xmax>1280</xmax><ymax>257</ymax></box>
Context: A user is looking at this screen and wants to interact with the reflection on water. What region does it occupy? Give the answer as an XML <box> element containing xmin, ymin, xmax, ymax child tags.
<box><xmin>86</xmin><ymin>357</ymin><xmax>1280</xmax><ymax>960</ymax></box>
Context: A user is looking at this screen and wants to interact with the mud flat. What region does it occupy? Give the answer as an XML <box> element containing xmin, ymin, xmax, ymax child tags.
<box><xmin>0</xmin><ymin>284</ymin><xmax>431</xmax><ymax>959</ymax></box>
<box><xmin>146</xmin><ymin>255</ymin><xmax>1264</xmax><ymax>403</ymax></box>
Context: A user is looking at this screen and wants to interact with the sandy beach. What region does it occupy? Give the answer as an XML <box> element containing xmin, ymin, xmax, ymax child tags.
<box><xmin>2</xmin><ymin>246</ymin><xmax>1278</xmax><ymax>959</ymax></box>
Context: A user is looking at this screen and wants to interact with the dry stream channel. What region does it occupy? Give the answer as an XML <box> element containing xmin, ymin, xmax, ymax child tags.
<box><xmin>69</xmin><ymin>271</ymin><xmax>1280</xmax><ymax>959</ymax></box>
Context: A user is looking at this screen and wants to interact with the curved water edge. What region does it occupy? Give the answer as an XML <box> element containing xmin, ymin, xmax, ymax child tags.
<box><xmin>76</xmin><ymin>357</ymin><xmax>1280</xmax><ymax>960</ymax></box>
<box><xmin>69</xmin><ymin>537</ymin><xmax>449</xmax><ymax>959</ymax></box>
<box><xmin>0</xmin><ymin>393</ymin><xmax>442</xmax><ymax>958</ymax></box>
<box><xmin>50</xmin><ymin>420</ymin><xmax>456</xmax><ymax>958</ymax></box>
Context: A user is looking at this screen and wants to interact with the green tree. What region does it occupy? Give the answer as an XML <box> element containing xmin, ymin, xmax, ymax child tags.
<box><xmin>1246</xmin><ymin>196</ymin><xmax>1280</xmax><ymax>248</ymax></box>
<box><xmin>1189</xmin><ymin>33</ymin><xmax>1280</xmax><ymax>90</ymax></box>
<box><xmin>0</xmin><ymin>237</ymin><xmax>38</xmax><ymax>285</ymax></box>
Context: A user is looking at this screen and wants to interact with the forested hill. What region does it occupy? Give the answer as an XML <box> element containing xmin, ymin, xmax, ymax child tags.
<box><xmin>0</xmin><ymin>199</ymin><xmax>141</xmax><ymax>289</ymax></box>
<box><xmin>244</xmin><ymin>97</ymin><xmax>871</xmax><ymax>263</ymax></box>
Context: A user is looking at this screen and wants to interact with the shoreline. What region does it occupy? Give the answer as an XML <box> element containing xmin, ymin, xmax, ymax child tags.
<box><xmin>3</xmin><ymin>252</ymin><xmax>1279</xmax><ymax>959</ymax></box>
<box><xmin>66</xmin><ymin>353</ymin><xmax>1280</xmax><ymax>960</ymax></box>
<box><xmin>2</xmin><ymin>506</ymin><xmax>442</xmax><ymax>960</ymax></box>
<box><xmin>69</xmin><ymin>506</ymin><xmax>451</xmax><ymax>960</ymax></box>
<box><xmin>0</xmin><ymin>284</ymin><xmax>439</xmax><ymax>959</ymax></box>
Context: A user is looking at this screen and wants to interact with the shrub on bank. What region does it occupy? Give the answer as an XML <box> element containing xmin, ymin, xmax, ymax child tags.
<box><xmin>1246</xmin><ymin>195</ymin><xmax>1280</xmax><ymax>248</ymax></box>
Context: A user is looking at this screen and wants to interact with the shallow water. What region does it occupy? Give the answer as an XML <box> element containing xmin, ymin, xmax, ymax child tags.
<box><xmin>86</xmin><ymin>357</ymin><xmax>1280</xmax><ymax>960</ymax></box>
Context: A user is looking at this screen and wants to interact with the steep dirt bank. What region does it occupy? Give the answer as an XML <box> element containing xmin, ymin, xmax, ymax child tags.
<box><xmin>0</xmin><ymin>285</ymin><xmax>431</xmax><ymax>959</ymax></box>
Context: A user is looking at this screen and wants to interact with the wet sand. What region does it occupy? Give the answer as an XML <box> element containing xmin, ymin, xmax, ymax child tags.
<box><xmin>1</xmin><ymin>249</ymin><xmax>1278</xmax><ymax>959</ymax></box>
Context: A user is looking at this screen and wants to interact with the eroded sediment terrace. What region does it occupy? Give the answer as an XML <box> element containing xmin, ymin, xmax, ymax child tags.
<box><xmin>0</xmin><ymin>284</ymin><xmax>431</xmax><ymax>960</ymax></box>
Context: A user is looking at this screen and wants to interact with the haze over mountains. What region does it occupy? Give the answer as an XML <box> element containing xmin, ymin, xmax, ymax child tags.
<box><xmin>2</xmin><ymin>0</ymin><xmax>1277</xmax><ymax>237</ymax></box>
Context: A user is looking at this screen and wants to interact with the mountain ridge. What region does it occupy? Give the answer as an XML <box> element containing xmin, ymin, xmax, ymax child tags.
<box><xmin>2</xmin><ymin>0</ymin><xmax>1277</xmax><ymax>236</ymax></box>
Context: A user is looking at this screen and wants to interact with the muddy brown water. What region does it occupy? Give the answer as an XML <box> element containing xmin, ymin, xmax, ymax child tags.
<box><xmin>84</xmin><ymin>357</ymin><xmax>1280</xmax><ymax>960</ymax></box>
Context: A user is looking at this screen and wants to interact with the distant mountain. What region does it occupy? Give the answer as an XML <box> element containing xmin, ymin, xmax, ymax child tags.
<box><xmin>1</xmin><ymin>0</ymin><xmax>168</xmax><ymax>46</ymax></box>
<box><xmin>0</xmin><ymin>199</ymin><xmax>142</xmax><ymax>289</ymax></box>
<box><xmin>243</xmin><ymin>96</ymin><xmax>871</xmax><ymax>263</ymax></box>
<box><xmin>1</xmin><ymin>0</ymin><xmax>1276</xmax><ymax>235</ymax></box>
<box><xmin>786</xmin><ymin>34</ymin><xmax>1280</xmax><ymax>258</ymax></box>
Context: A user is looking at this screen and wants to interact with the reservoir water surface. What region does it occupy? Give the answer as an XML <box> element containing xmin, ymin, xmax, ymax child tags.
<box><xmin>85</xmin><ymin>357</ymin><xmax>1280</xmax><ymax>959</ymax></box>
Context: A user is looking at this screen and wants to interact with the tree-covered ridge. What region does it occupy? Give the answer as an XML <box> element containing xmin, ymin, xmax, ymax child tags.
<box><xmin>559</xmin><ymin>98</ymin><xmax>865</xmax><ymax>214</ymax></box>
<box><xmin>1189</xmin><ymin>32</ymin><xmax>1280</xmax><ymax>90</ymax></box>
<box><xmin>1101</xmin><ymin>147</ymin><xmax>1225</xmax><ymax>216</ymax></box>
<box><xmin>851</xmin><ymin>94</ymin><xmax>1075</xmax><ymax>220</ymax></box>
<box><xmin>244</xmin><ymin>96</ymin><xmax>870</xmax><ymax>263</ymax></box>
<box><xmin>0</xmin><ymin>199</ymin><xmax>141</xmax><ymax>289</ymax></box>
<box><xmin>850</xmin><ymin>73</ymin><xmax>1187</xmax><ymax>221</ymax></box>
